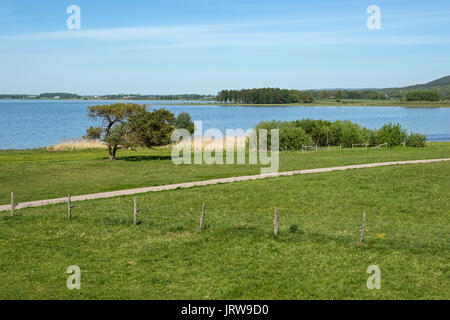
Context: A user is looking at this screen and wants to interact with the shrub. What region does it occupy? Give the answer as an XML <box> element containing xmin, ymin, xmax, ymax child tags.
<box><xmin>175</xmin><ymin>112</ymin><xmax>195</xmax><ymax>134</ymax></box>
<box><xmin>254</xmin><ymin>120</ymin><xmax>283</xmax><ymax>131</ymax></box>
<box><xmin>279</xmin><ymin>127</ymin><xmax>312</xmax><ymax>151</ymax></box>
<box><xmin>255</xmin><ymin>121</ymin><xmax>311</xmax><ymax>150</ymax></box>
<box><xmin>336</xmin><ymin>120</ymin><xmax>364</xmax><ymax>147</ymax></box>
<box><xmin>295</xmin><ymin>119</ymin><xmax>333</xmax><ymax>146</ymax></box>
<box><xmin>376</xmin><ymin>123</ymin><xmax>407</xmax><ymax>146</ymax></box>
<box><xmin>362</xmin><ymin>127</ymin><xmax>378</xmax><ymax>145</ymax></box>
<box><xmin>254</xmin><ymin>121</ymin><xmax>283</xmax><ymax>150</ymax></box>
<box><xmin>254</xmin><ymin>119</ymin><xmax>424</xmax><ymax>150</ymax></box>
<box><xmin>406</xmin><ymin>133</ymin><xmax>427</xmax><ymax>147</ymax></box>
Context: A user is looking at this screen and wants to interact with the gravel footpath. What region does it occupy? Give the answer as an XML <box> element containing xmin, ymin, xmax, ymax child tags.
<box><xmin>1</xmin><ymin>158</ymin><xmax>449</xmax><ymax>212</ymax></box>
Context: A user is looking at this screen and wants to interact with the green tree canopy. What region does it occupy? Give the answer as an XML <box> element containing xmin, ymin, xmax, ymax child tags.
<box><xmin>174</xmin><ymin>112</ymin><xmax>195</xmax><ymax>134</ymax></box>
<box><xmin>85</xmin><ymin>104</ymin><xmax>181</xmax><ymax>160</ymax></box>
<box><xmin>406</xmin><ymin>90</ymin><xmax>440</xmax><ymax>101</ymax></box>
<box><xmin>127</xmin><ymin>108</ymin><xmax>176</xmax><ymax>148</ymax></box>
<box><xmin>87</xmin><ymin>103</ymin><xmax>145</xmax><ymax>160</ymax></box>
<box><xmin>217</xmin><ymin>88</ymin><xmax>316</xmax><ymax>104</ymax></box>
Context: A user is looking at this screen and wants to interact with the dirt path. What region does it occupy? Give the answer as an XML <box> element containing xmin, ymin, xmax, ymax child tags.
<box><xmin>1</xmin><ymin>158</ymin><xmax>449</xmax><ymax>212</ymax></box>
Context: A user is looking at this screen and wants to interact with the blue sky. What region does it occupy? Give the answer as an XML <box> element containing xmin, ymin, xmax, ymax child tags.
<box><xmin>0</xmin><ymin>0</ymin><xmax>449</xmax><ymax>94</ymax></box>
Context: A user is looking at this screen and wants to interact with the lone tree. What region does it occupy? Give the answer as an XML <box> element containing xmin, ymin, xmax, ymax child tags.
<box><xmin>87</xmin><ymin>103</ymin><xmax>145</xmax><ymax>160</ymax></box>
<box><xmin>86</xmin><ymin>103</ymin><xmax>178</xmax><ymax>160</ymax></box>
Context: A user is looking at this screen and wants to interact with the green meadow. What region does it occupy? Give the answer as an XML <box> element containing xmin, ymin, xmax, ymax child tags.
<box><xmin>0</xmin><ymin>143</ymin><xmax>449</xmax><ymax>204</ymax></box>
<box><xmin>0</xmin><ymin>143</ymin><xmax>450</xmax><ymax>299</ymax></box>
<box><xmin>0</xmin><ymin>161</ymin><xmax>449</xmax><ymax>299</ymax></box>
<box><xmin>0</xmin><ymin>144</ymin><xmax>449</xmax><ymax>299</ymax></box>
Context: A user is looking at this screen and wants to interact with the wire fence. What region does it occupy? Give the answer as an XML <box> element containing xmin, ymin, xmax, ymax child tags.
<box><xmin>5</xmin><ymin>190</ymin><xmax>447</xmax><ymax>251</ymax></box>
<box><xmin>300</xmin><ymin>142</ymin><xmax>389</xmax><ymax>152</ymax></box>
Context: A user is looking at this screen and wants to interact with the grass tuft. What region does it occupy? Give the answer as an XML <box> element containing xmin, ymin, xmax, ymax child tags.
<box><xmin>46</xmin><ymin>139</ymin><xmax>108</xmax><ymax>151</ymax></box>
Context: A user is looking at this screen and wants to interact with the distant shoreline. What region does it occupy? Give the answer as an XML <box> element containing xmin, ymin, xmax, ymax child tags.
<box><xmin>1</xmin><ymin>99</ymin><xmax>449</xmax><ymax>108</ymax></box>
<box><xmin>159</xmin><ymin>100</ymin><xmax>450</xmax><ymax>108</ymax></box>
<box><xmin>158</xmin><ymin>101</ymin><xmax>450</xmax><ymax>108</ymax></box>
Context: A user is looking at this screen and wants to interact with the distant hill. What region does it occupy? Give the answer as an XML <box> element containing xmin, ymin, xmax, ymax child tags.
<box><xmin>403</xmin><ymin>75</ymin><xmax>450</xmax><ymax>90</ymax></box>
<box><xmin>381</xmin><ymin>75</ymin><xmax>450</xmax><ymax>100</ymax></box>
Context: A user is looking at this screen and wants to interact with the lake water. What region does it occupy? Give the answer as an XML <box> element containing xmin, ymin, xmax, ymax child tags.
<box><xmin>0</xmin><ymin>100</ymin><xmax>449</xmax><ymax>150</ymax></box>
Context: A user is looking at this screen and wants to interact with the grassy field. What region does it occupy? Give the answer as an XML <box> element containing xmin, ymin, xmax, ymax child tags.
<box><xmin>0</xmin><ymin>160</ymin><xmax>449</xmax><ymax>299</ymax></box>
<box><xmin>1</xmin><ymin>143</ymin><xmax>449</xmax><ymax>204</ymax></box>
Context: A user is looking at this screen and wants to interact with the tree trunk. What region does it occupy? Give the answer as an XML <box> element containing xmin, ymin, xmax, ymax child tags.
<box><xmin>108</xmin><ymin>145</ymin><xmax>117</xmax><ymax>161</ymax></box>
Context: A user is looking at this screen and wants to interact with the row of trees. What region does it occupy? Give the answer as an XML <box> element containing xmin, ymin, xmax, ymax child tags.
<box><xmin>312</xmin><ymin>90</ymin><xmax>386</xmax><ymax>100</ymax></box>
<box><xmin>255</xmin><ymin>119</ymin><xmax>427</xmax><ymax>150</ymax></box>
<box><xmin>216</xmin><ymin>88</ymin><xmax>389</xmax><ymax>103</ymax></box>
<box><xmin>217</xmin><ymin>88</ymin><xmax>315</xmax><ymax>104</ymax></box>
<box><xmin>101</xmin><ymin>94</ymin><xmax>214</xmax><ymax>101</ymax></box>
<box><xmin>405</xmin><ymin>90</ymin><xmax>440</xmax><ymax>101</ymax></box>
<box><xmin>39</xmin><ymin>93</ymin><xmax>81</xmax><ymax>99</ymax></box>
<box><xmin>312</xmin><ymin>89</ymin><xmax>440</xmax><ymax>101</ymax></box>
<box><xmin>83</xmin><ymin>103</ymin><xmax>194</xmax><ymax>160</ymax></box>
<box><xmin>216</xmin><ymin>88</ymin><xmax>442</xmax><ymax>103</ymax></box>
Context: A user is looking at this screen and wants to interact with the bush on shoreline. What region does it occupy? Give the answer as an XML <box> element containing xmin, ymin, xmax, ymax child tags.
<box><xmin>376</xmin><ymin>123</ymin><xmax>408</xmax><ymax>147</ymax></box>
<box><xmin>406</xmin><ymin>133</ymin><xmax>427</xmax><ymax>147</ymax></box>
<box><xmin>255</xmin><ymin>119</ymin><xmax>427</xmax><ymax>150</ymax></box>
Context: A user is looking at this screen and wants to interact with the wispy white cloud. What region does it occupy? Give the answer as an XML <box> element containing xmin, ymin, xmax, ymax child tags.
<box><xmin>1</xmin><ymin>25</ymin><xmax>226</xmax><ymax>40</ymax></box>
<box><xmin>123</xmin><ymin>33</ymin><xmax>450</xmax><ymax>50</ymax></box>
<box><xmin>2</xmin><ymin>12</ymin><xmax>449</xmax><ymax>49</ymax></box>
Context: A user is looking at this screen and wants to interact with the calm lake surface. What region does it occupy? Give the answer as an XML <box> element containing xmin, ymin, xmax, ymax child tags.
<box><xmin>1</xmin><ymin>100</ymin><xmax>449</xmax><ymax>150</ymax></box>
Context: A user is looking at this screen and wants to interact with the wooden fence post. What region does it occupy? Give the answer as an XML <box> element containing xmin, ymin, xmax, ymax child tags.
<box><xmin>274</xmin><ymin>208</ymin><xmax>279</xmax><ymax>237</ymax></box>
<box><xmin>11</xmin><ymin>192</ymin><xmax>16</xmax><ymax>217</ymax></box>
<box><xmin>67</xmin><ymin>195</ymin><xmax>74</xmax><ymax>220</ymax></box>
<box><xmin>359</xmin><ymin>212</ymin><xmax>366</xmax><ymax>244</ymax></box>
<box><xmin>133</xmin><ymin>197</ymin><xmax>140</xmax><ymax>225</ymax></box>
<box><xmin>199</xmin><ymin>202</ymin><xmax>206</xmax><ymax>231</ymax></box>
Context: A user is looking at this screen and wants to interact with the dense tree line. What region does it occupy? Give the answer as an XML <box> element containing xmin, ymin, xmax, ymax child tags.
<box><xmin>405</xmin><ymin>90</ymin><xmax>440</xmax><ymax>101</ymax></box>
<box><xmin>0</xmin><ymin>94</ymin><xmax>215</xmax><ymax>101</ymax></box>
<box><xmin>217</xmin><ymin>88</ymin><xmax>315</xmax><ymax>104</ymax></box>
<box><xmin>312</xmin><ymin>90</ymin><xmax>386</xmax><ymax>100</ymax></box>
<box><xmin>216</xmin><ymin>88</ymin><xmax>444</xmax><ymax>103</ymax></box>
<box><xmin>39</xmin><ymin>93</ymin><xmax>81</xmax><ymax>99</ymax></box>
<box><xmin>101</xmin><ymin>94</ymin><xmax>214</xmax><ymax>101</ymax></box>
<box><xmin>0</xmin><ymin>95</ymin><xmax>30</xmax><ymax>99</ymax></box>
<box><xmin>216</xmin><ymin>88</ymin><xmax>394</xmax><ymax>103</ymax></box>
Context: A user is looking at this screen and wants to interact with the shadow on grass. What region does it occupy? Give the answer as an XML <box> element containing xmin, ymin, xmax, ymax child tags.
<box><xmin>118</xmin><ymin>155</ymin><xmax>172</xmax><ymax>161</ymax></box>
